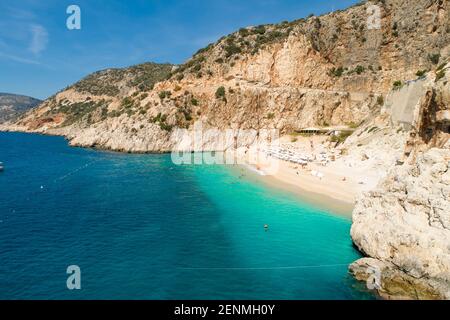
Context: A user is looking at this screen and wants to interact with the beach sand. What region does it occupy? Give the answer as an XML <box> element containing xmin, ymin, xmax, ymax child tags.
<box><xmin>237</xmin><ymin>165</ymin><xmax>355</xmax><ymax>217</ymax></box>
<box><xmin>235</xmin><ymin>135</ymin><xmax>384</xmax><ymax>217</ymax></box>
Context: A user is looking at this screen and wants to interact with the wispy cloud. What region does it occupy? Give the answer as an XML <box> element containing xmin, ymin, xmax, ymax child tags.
<box><xmin>29</xmin><ymin>24</ymin><xmax>48</xmax><ymax>55</ymax></box>
<box><xmin>6</xmin><ymin>6</ymin><xmax>36</xmax><ymax>20</ymax></box>
<box><xmin>0</xmin><ymin>51</ymin><xmax>41</xmax><ymax>65</ymax></box>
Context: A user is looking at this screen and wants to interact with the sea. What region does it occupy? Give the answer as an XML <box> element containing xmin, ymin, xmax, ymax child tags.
<box><xmin>0</xmin><ymin>132</ymin><xmax>374</xmax><ymax>299</ymax></box>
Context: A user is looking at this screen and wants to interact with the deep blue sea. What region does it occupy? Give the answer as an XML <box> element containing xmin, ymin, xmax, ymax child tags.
<box><xmin>0</xmin><ymin>132</ymin><xmax>373</xmax><ymax>299</ymax></box>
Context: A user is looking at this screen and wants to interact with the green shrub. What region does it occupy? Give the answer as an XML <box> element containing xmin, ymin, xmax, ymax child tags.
<box><xmin>437</xmin><ymin>63</ymin><xmax>447</xmax><ymax>71</ymax></box>
<box><xmin>152</xmin><ymin>113</ymin><xmax>161</xmax><ymax>122</ymax></box>
<box><xmin>428</xmin><ymin>53</ymin><xmax>440</xmax><ymax>65</ymax></box>
<box><xmin>224</xmin><ymin>44</ymin><xmax>242</xmax><ymax>58</ymax></box>
<box><xmin>267</xmin><ymin>113</ymin><xmax>275</xmax><ymax>120</ymax></box>
<box><xmin>435</xmin><ymin>70</ymin><xmax>445</xmax><ymax>82</ymax></box>
<box><xmin>121</xmin><ymin>97</ymin><xmax>134</xmax><ymax>108</ymax></box>
<box><xmin>253</xmin><ymin>25</ymin><xmax>266</xmax><ymax>35</ymax></box>
<box><xmin>416</xmin><ymin>70</ymin><xmax>427</xmax><ymax>78</ymax></box>
<box><xmin>355</xmin><ymin>65</ymin><xmax>365</xmax><ymax>74</ymax></box>
<box><xmin>194</xmin><ymin>44</ymin><xmax>213</xmax><ymax>56</ymax></box>
<box><xmin>191</xmin><ymin>98</ymin><xmax>199</xmax><ymax>106</ymax></box>
<box><xmin>347</xmin><ymin>122</ymin><xmax>360</xmax><ymax>129</ymax></box>
<box><xmin>151</xmin><ymin>113</ymin><xmax>169</xmax><ymax>124</ymax></box>
<box><xmin>330</xmin><ymin>131</ymin><xmax>352</xmax><ymax>144</ymax></box>
<box><xmin>159</xmin><ymin>122</ymin><xmax>173</xmax><ymax>132</ymax></box>
<box><xmin>329</xmin><ymin>67</ymin><xmax>344</xmax><ymax>77</ymax></box>
<box><xmin>266</xmin><ymin>31</ymin><xmax>283</xmax><ymax>41</ymax></box>
<box><xmin>215</xmin><ymin>86</ymin><xmax>226</xmax><ymax>99</ymax></box>
<box><xmin>159</xmin><ymin>91</ymin><xmax>171</xmax><ymax>100</ymax></box>
<box><xmin>181</xmin><ymin>109</ymin><xmax>193</xmax><ymax>122</ymax></box>
<box><xmin>377</xmin><ymin>95</ymin><xmax>384</xmax><ymax>106</ymax></box>
<box><xmin>393</xmin><ymin>80</ymin><xmax>403</xmax><ymax>90</ymax></box>
<box><xmin>239</xmin><ymin>28</ymin><xmax>250</xmax><ymax>37</ymax></box>
<box><xmin>192</xmin><ymin>64</ymin><xmax>202</xmax><ymax>72</ymax></box>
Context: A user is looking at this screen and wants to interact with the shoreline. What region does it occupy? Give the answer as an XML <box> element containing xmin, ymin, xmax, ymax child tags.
<box><xmin>0</xmin><ymin>129</ymin><xmax>358</xmax><ymax>216</ymax></box>
<box><xmin>235</xmin><ymin>162</ymin><xmax>355</xmax><ymax>218</ymax></box>
<box><xmin>231</xmin><ymin>135</ymin><xmax>386</xmax><ymax>218</ymax></box>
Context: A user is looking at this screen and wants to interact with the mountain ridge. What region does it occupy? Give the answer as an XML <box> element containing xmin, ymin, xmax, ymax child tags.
<box><xmin>0</xmin><ymin>93</ymin><xmax>42</xmax><ymax>123</ymax></box>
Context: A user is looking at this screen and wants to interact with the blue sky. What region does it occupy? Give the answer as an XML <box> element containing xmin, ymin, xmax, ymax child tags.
<box><xmin>0</xmin><ymin>0</ymin><xmax>359</xmax><ymax>100</ymax></box>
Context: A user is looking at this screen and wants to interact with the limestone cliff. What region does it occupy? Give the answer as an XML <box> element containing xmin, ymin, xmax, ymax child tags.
<box><xmin>350</xmin><ymin>64</ymin><xmax>450</xmax><ymax>299</ymax></box>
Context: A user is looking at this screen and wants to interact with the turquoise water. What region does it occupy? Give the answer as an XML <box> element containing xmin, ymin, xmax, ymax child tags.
<box><xmin>0</xmin><ymin>132</ymin><xmax>373</xmax><ymax>299</ymax></box>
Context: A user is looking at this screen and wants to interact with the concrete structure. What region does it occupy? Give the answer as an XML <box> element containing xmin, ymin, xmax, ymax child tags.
<box><xmin>296</xmin><ymin>126</ymin><xmax>355</xmax><ymax>136</ymax></box>
<box><xmin>384</xmin><ymin>78</ymin><xmax>427</xmax><ymax>130</ymax></box>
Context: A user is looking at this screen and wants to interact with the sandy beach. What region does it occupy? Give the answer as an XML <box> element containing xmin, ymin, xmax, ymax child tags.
<box><xmin>236</xmin><ymin>134</ymin><xmax>388</xmax><ymax>216</ymax></box>
<box><xmin>238</xmin><ymin>164</ymin><xmax>356</xmax><ymax>217</ymax></box>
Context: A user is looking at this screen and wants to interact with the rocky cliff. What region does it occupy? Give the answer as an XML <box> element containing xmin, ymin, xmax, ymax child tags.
<box><xmin>350</xmin><ymin>64</ymin><xmax>450</xmax><ymax>299</ymax></box>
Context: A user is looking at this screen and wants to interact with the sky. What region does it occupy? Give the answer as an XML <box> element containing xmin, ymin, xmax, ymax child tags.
<box><xmin>0</xmin><ymin>0</ymin><xmax>360</xmax><ymax>100</ymax></box>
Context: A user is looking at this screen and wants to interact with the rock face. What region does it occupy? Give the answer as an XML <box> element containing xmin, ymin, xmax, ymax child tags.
<box><xmin>350</xmin><ymin>66</ymin><xmax>450</xmax><ymax>300</ymax></box>
<box><xmin>0</xmin><ymin>93</ymin><xmax>41</xmax><ymax>123</ymax></box>
<box><xmin>351</xmin><ymin>148</ymin><xmax>450</xmax><ymax>299</ymax></box>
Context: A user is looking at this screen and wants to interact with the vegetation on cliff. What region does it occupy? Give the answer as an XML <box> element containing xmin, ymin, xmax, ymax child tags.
<box><xmin>69</xmin><ymin>62</ymin><xmax>173</xmax><ymax>96</ymax></box>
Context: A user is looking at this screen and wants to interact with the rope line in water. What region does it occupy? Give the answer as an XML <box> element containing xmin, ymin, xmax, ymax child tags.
<box><xmin>179</xmin><ymin>263</ymin><xmax>350</xmax><ymax>271</ymax></box>
<box><xmin>53</xmin><ymin>158</ymin><xmax>103</xmax><ymax>183</ymax></box>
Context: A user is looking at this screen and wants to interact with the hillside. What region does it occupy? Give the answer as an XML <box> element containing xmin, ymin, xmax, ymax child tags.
<box><xmin>6</xmin><ymin>0</ymin><xmax>448</xmax><ymax>153</ymax></box>
<box><xmin>9</xmin><ymin>63</ymin><xmax>173</xmax><ymax>130</ymax></box>
<box><xmin>0</xmin><ymin>93</ymin><xmax>41</xmax><ymax>123</ymax></box>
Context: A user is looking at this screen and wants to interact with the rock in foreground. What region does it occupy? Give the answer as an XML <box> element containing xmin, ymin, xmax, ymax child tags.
<box><xmin>351</xmin><ymin>148</ymin><xmax>450</xmax><ymax>299</ymax></box>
